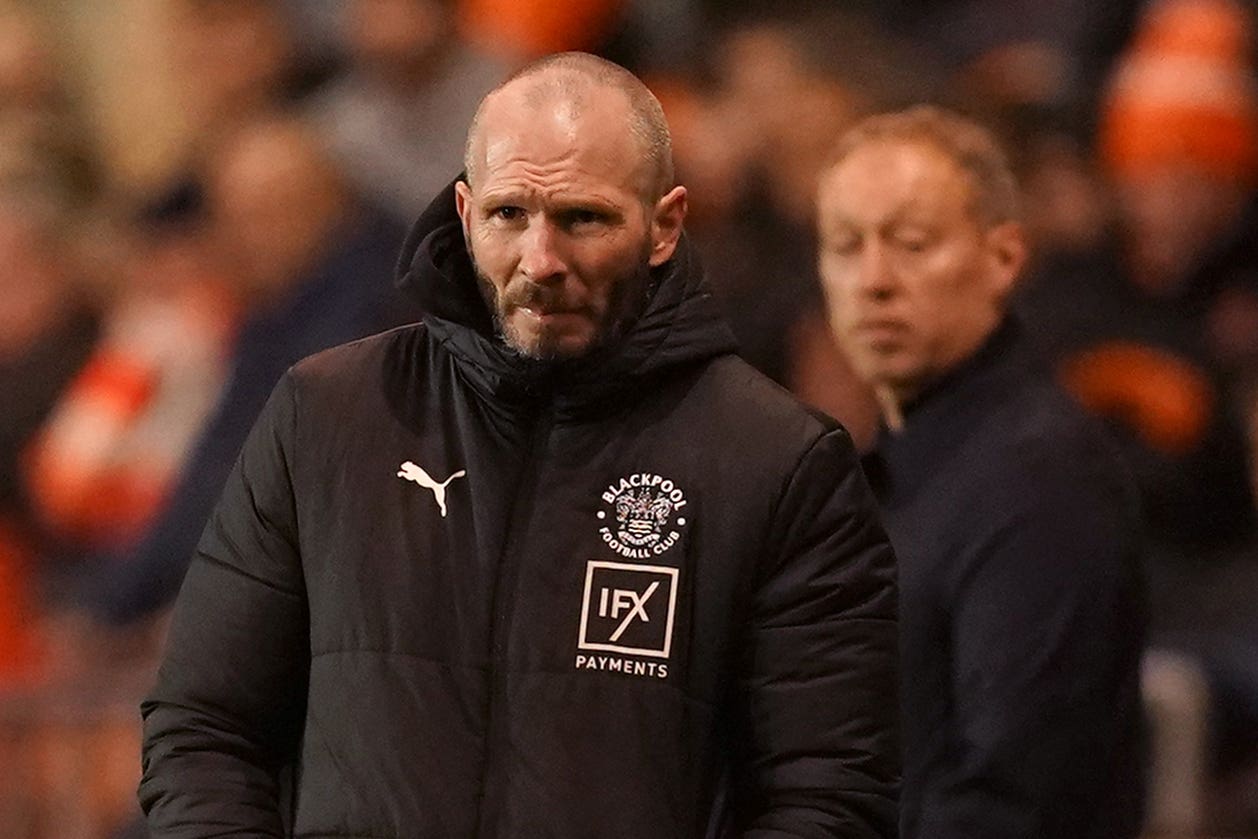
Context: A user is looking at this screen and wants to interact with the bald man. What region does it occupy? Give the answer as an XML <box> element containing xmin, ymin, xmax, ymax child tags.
<box><xmin>140</xmin><ymin>53</ymin><xmax>900</xmax><ymax>838</ymax></box>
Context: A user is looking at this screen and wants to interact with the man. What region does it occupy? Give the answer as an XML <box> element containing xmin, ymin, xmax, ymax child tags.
<box><xmin>816</xmin><ymin>105</ymin><xmax>1145</xmax><ymax>838</ymax></box>
<box><xmin>139</xmin><ymin>53</ymin><xmax>900</xmax><ymax>837</ymax></box>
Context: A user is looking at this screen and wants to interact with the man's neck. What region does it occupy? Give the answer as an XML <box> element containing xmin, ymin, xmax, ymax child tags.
<box><xmin>874</xmin><ymin>319</ymin><xmax>1019</xmax><ymax>435</ymax></box>
<box><xmin>875</xmin><ymin>385</ymin><xmax>906</xmax><ymax>433</ymax></box>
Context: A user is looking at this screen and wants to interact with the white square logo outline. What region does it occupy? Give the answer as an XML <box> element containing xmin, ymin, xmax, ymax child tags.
<box><xmin>578</xmin><ymin>560</ymin><xmax>680</xmax><ymax>658</ymax></box>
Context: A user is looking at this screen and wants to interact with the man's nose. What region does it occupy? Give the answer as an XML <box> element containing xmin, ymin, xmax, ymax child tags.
<box><xmin>517</xmin><ymin>218</ymin><xmax>567</xmax><ymax>282</ymax></box>
<box><xmin>855</xmin><ymin>243</ymin><xmax>896</xmax><ymax>299</ymax></box>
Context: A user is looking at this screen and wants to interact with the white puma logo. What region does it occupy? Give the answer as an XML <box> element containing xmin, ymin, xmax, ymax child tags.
<box><xmin>396</xmin><ymin>461</ymin><xmax>466</xmax><ymax>518</ymax></box>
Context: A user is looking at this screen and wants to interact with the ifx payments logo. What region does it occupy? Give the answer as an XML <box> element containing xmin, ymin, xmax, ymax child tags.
<box><xmin>576</xmin><ymin>560</ymin><xmax>679</xmax><ymax>680</ymax></box>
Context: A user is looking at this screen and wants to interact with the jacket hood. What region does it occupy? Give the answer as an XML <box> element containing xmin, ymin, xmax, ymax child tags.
<box><xmin>395</xmin><ymin>177</ymin><xmax>738</xmax><ymax>408</ymax></box>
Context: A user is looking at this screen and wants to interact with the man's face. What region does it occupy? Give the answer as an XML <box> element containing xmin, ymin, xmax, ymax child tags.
<box><xmin>456</xmin><ymin>88</ymin><xmax>684</xmax><ymax>361</ymax></box>
<box><xmin>817</xmin><ymin>139</ymin><xmax>1021</xmax><ymax>401</ymax></box>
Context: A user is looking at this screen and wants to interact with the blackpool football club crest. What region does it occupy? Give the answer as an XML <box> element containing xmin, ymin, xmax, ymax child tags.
<box><xmin>597</xmin><ymin>473</ymin><xmax>688</xmax><ymax>560</ymax></box>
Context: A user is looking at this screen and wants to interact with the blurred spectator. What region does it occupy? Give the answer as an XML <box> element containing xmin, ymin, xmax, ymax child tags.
<box><xmin>712</xmin><ymin>9</ymin><xmax>936</xmax><ymax>229</ymax></box>
<box><xmin>22</xmin><ymin>195</ymin><xmax>236</xmax><ymax>559</ymax></box>
<box><xmin>307</xmin><ymin>0</ymin><xmax>506</xmax><ymax>224</ymax></box>
<box><xmin>74</xmin><ymin>114</ymin><xmax>420</xmax><ymax>626</ymax></box>
<box><xmin>1016</xmin><ymin>0</ymin><xmax>1258</xmax><ymax>557</ymax></box>
<box><xmin>1021</xmin><ymin>263</ymin><xmax>1257</xmax><ymax>555</ymax></box>
<box><xmin>1099</xmin><ymin>0</ymin><xmax>1257</xmax><ymax>305</ymax></box>
<box><xmin>1097</xmin><ymin>0</ymin><xmax>1258</xmax><ymax>488</ymax></box>
<box><xmin>676</xmin><ymin>9</ymin><xmax>935</xmax><ymax>445</ymax></box>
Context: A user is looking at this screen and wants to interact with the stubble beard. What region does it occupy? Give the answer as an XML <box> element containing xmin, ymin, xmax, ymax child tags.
<box><xmin>472</xmin><ymin>248</ymin><xmax>655</xmax><ymax>363</ymax></box>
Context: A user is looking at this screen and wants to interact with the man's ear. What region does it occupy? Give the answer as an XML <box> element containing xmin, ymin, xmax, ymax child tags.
<box><xmin>985</xmin><ymin>220</ymin><xmax>1027</xmax><ymax>299</ymax></box>
<box><xmin>454</xmin><ymin>180</ymin><xmax>474</xmax><ymax>242</ymax></box>
<box><xmin>648</xmin><ymin>185</ymin><xmax>688</xmax><ymax>267</ymax></box>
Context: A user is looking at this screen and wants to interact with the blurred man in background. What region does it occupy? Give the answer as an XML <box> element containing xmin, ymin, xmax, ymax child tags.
<box><xmin>817</xmin><ymin>105</ymin><xmax>1145</xmax><ymax>838</ymax></box>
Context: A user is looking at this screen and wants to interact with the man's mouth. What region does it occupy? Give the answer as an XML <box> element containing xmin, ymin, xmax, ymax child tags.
<box><xmin>851</xmin><ymin>318</ymin><xmax>909</xmax><ymax>349</ymax></box>
<box><xmin>516</xmin><ymin>304</ymin><xmax>586</xmax><ymax>318</ymax></box>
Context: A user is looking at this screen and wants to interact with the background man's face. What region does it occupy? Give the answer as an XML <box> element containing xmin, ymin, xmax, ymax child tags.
<box><xmin>817</xmin><ymin>139</ymin><xmax>1011</xmax><ymax>400</ymax></box>
<box><xmin>456</xmin><ymin>91</ymin><xmax>658</xmax><ymax>361</ymax></box>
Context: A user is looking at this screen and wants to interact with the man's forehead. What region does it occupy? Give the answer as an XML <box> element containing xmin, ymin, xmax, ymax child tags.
<box><xmin>479</xmin><ymin>74</ymin><xmax>629</xmax><ymax>137</ymax></box>
<box><xmin>823</xmin><ymin>140</ymin><xmax>974</xmax><ymax>217</ymax></box>
<box><xmin>480</xmin><ymin>92</ymin><xmax>582</xmax><ymax>157</ymax></box>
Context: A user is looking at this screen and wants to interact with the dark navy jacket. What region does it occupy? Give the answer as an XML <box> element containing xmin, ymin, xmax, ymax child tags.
<box><xmin>139</xmin><ymin>181</ymin><xmax>901</xmax><ymax>837</ymax></box>
<box><xmin>863</xmin><ymin>319</ymin><xmax>1145</xmax><ymax>839</ymax></box>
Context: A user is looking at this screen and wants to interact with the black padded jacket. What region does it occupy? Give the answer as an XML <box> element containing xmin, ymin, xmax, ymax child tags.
<box><xmin>139</xmin><ymin>180</ymin><xmax>901</xmax><ymax>838</ymax></box>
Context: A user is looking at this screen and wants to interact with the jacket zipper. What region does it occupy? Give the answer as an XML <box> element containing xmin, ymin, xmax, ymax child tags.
<box><xmin>475</xmin><ymin>401</ymin><xmax>556</xmax><ymax>838</ymax></box>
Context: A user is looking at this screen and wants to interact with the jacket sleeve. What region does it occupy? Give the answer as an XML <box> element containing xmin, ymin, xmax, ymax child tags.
<box><xmin>732</xmin><ymin>427</ymin><xmax>900</xmax><ymax>838</ymax></box>
<box><xmin>916</xmin><ymin>451</ymin><xmax>1144</xmax><ymax>838</ymax></box>
<box><xmin>139</xmin><ymin>373</ymin><xmax>309</xmax><ymax>838</ymax></box>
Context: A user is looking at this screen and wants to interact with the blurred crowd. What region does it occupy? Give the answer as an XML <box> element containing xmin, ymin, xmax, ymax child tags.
<box><xmin>1</xmin><ymin>0</ymin><xmax>1257</xmax><ymax>836</ymax></box>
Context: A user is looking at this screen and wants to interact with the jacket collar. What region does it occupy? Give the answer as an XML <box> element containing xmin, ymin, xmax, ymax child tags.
<box><xmin>864</xmin><ymin>316</ymin><xmax>1040</xmax><ymax>492</ymax></box>
<box><xmin>396</xmin><ymin>177</ymin><xmax>738</xmax><ymax>412</ymax></box>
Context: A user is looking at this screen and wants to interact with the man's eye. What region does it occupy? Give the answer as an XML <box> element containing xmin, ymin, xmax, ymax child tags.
<box><xmin>563</xmin><ymin>209</ymin><xmax>606</xmax><ymax>228</ymax></box>
<box><xmin>491</xmin><ymin>206</ymin><xmax>524</xmax><ymax>221</ymax></box>
<box><xmin>825</xmin><ymin>237</ymin><xmax>859</xmax><ymax>256</ymax></box>
<box><xmin>893</xmin><ymin>232</ymin><xmax>931</xmax><ymax>252</ymax></box>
